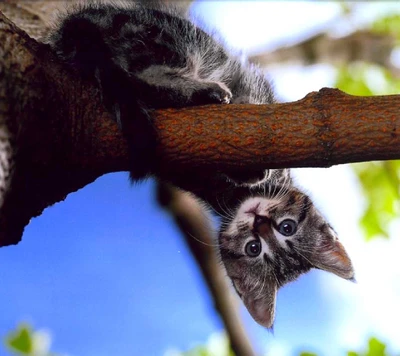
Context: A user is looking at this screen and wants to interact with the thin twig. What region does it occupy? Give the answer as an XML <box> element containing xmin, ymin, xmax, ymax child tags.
<box><xmin>157</xmin><ymin>182</ymin><xmax>255</xmax><ymax>356</ymax></box>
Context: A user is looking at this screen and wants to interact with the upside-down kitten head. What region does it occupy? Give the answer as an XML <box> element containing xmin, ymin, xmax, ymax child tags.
<box><xmin>218</xmin><ymin>169</ymin><xmax>354</xmax><ymax>329</ymax></box>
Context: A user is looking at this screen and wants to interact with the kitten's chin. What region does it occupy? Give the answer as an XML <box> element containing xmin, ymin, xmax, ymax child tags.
<box><xmin>241</xmin><ymin>282</ymin><xmax>278</xmax><ymax>330</ymax></box>
<box><xmin>244</xmin><ymin>295</ymin><xmax>276</xmax><ymax>329</ymax></box>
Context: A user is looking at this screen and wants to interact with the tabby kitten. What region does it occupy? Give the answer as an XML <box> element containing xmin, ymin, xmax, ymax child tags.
<box><xmin>219</xmin><ymin>169</ymin><xmax>354</xmax><ymax>328</ymax></box>
<box><xmin>47</xmin><ymin>1</ymin><xmax>354</xmax><ymax>329</ymax></box>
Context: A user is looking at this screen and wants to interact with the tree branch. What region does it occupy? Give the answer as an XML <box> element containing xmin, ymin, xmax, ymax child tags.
<box><xmin>157</xmin><ymin>182</ymin><xmax>255</xmax><ymax>356</ymax></box>
<box><xmin>250</xmin><ymin>30</ymin><xmax>396</xmax><ymax>74</ymax></box>
<box><xmin>153</xmin><ymin>90</ymin><xmax>400</xmax><ymax>171</ymax></box>
<box><xmin>1</xmin><ymin>9</ymin><xmax>400</xmax><ymax>246</ymax></box>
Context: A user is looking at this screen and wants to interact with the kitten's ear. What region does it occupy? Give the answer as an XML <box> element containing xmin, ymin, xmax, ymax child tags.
<box><xmin>233</xmin><ymin>278</ymin><xmax>278</xmax><ymax>329</ymax></box>
<box><xmin>310</xmin><ymin>230</ymin><xmax>355</xmax><ymax>281</ymax></box>
<box><xmin>265</xmin><ymin>169</ymin><xmax>292</xmax><ymax>185</ymax></box>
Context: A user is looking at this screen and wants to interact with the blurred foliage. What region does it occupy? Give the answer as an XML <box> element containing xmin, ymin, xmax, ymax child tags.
<box><xmin>6</xmin><ymin>325</ymin><xmax>33</xmax><ymax>354</ymax></box>
<box><xmin>169</xmin><ymin>333</ymin><xmax>394</xmax><ymax>356</ymax></box>
<box><xmin>335</xmin><ymin>62</ymin><xmax>400</xmax><ymax>240</ymax></box>
<box><xmin>371</xmin><ymin>14</ymin><xmax>400</xmax><ymax>39</ymax></box>
<box><xmin>299</xmin><ymin>337</ymin><xmax>389</xmax><ymax>356</ymax></box>
<box><xmin>4</xmin><ymin>324</ymin><xmax>59</xmax><ymax>356</ymax></box>
<box><xmin>353</xmin><ymin>161</ymin><xmax>400</xmax><ymax>240</ymax></box>
<box><xmin>2</xmin><ymin>325</ymin><xmax>395</xmax><ymax>356</ymax></box>
<box><xmin>336</xmin><ymin>63</ymin><xmax>400</xmax><ymax>96</ymax></box>
<box><xmin>166</xmin><ymin>331</ymin><xmax>393</xmax><ymax>356</ymax></box>
<box><xmin>165</xmin><ymin>332</ymin><xmax>234</xmax><ymax>356</ymax></box>
<box><xmin>347</xmin><ymin>337</ymin><xmax>388</xmax><ymax>356</ymax></box>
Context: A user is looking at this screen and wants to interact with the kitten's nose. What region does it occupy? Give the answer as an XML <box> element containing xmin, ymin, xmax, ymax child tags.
<box><xmin>254</xmin><ymin>216</ymin><xmax>274</xmax><ymax>240</ymax></box>
<box><xmin>254</xmin><ymin>214</ymin><xmax>270</xmax><ymax>231</ymax></box>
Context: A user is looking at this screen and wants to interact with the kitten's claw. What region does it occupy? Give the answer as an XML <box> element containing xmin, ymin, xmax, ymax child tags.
<box><xmin>211</xmin><ymin>83</ymin><xmax>232</xmax><ymax>104</ymax></box>
<box><xmin>192</xmin><ymin>83</ymin><xmax>232</xmax><ymax>105</ymax></box>
<box><xmin>209</xmin><ymin>89</ymin><xmax>231</xmax><ymax>104</ymax></box>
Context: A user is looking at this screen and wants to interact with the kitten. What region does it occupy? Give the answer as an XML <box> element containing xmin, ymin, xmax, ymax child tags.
<box><xmin>219</xmin><ymin>169</ymin><xmax>354</xmax><ymax>328</ymax></box>
<box><xmin>46</xmin><ymin>1</ymin><xmax>273</xmax><ymax>180</ymax></box>
<box><xmin>46</xmin><ymin>1</ymin><xmax>354</xmax><ymax>329</ymax></box>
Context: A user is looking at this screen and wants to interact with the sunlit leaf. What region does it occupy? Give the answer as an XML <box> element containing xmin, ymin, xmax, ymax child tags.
<box><xmin>336</xmin><ymin>63</ymin><xmax>400</xmax><ymax>96</ymax></box>
<box><xmin>347</xmin><ymin>351</ymin><xmax>359</xmax><ymax>356</ymax></box>
<box><xmin>336</xmin><ymin>64</ymin><xmax>374</xmax><ymax>96</ymax></box>
<box><xmin>300</xmin><ymin>337</ymin><xmax>390</xmax><ymax>355</ymax></box>
<box><xmin>366</xmin><ymin>337</ymin><xmax>387</xmax><ymax>356</ymax></box>
<box><xmin>353</xmin><ymin>161</ymin><xmax>400</xmax><ymax>240</ymax></box>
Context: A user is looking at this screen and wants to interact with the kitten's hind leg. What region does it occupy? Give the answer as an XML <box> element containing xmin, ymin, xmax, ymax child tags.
<box><xmin>96</xmin><ymin>63</ymin><xmax>158</xmax><ymax>180</ymax></box>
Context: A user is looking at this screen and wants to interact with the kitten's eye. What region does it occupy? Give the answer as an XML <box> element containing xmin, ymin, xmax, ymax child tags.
<box><xmin>278</xmin><ymin>219</ymin><xmax>297</xmax><ymax>236</ymax></box>
<box><xmin>245</xmin><ymin>240</ymin><xmax>262</xmax><ymax>257</ymax></box>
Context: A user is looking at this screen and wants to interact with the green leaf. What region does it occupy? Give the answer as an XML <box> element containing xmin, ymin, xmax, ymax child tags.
<box><xmin>353</xmin><ymin>161</ymin><xmax>400</xmax><ymax>240</ymax></box>
<box><xmin>299</xmin><ymin>353</ymin><xmax>318</xmax><ymax>356</ymax></box>
<box><xmin>5</xmin><ymin>325</ymin><xmax>33</xmax><ymax>354</ymax></box>
<box><xmin>336</xmin><ymin>63</ymin><xmax>400</xmax><ymax>96</ymax></box>
<box><xmin>347</xmin><ymin>351</ymin><xmax>359</xmax><ymax>356</ymax></box>
<box><xmin>336</xmin><ymin>64</ymin><xmax>374</xmax><ymax>96</ymax></box>
<box><xmin>371</xmin><ymin>14</ymin><xmax>400</xmax><ymax>39</ymax></box>
<box><xmin>366</xmin><ymin>337</ymin><xmax>387</xmax><ymax>356</ymax></box>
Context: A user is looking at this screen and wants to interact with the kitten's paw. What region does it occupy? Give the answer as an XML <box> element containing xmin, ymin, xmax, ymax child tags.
<box><xmin>192</xmin><ymin>83</ymin><xmax>232</xmax><ymax>105</ymax></box>
<box><xmin>208</xmin><ymin>83</ymin><xmax>232</xmax><ymax>104</ymax></box>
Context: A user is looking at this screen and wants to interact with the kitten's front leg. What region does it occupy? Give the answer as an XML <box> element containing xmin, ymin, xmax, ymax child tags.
<box><xmin>190</xmin><ymin>82</ymin><xmax>232</xmax><ymax>105</ymax></box>
<box><xmin>98</xmin><ymin>64</ymin><xmax>233</xmax><ymax>179</ymax></box>
<box><xmin>94</xmin><ymin>62</ymin><xmax>158</xmax><ymax>180</ymax></box>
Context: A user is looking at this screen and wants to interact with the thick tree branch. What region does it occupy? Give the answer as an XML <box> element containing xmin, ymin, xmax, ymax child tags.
<box><xmin>1</xmin><ymin>9</ymin><xmax>400</xmax><ymax>246</ymax></box>
<box><xmin>154</xmin><ymin>91</ymin><xmax>399</xmax><ymax>171</ymax></box>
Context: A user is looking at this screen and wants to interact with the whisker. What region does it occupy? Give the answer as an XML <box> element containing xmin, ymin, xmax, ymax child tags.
<box><xmin>185</xmin><ymin>231</ymin><xmax>220</xmax><ymax>247</ymax></box>
<box><xmin>216</xmin><ymin>195</ymin><xmax>236</xmax><ymax>220</ymax></box>
<box><xmin>291</xmin><ymin>245</ymin><xmax>314</xmax><ymax>266</ymax></box>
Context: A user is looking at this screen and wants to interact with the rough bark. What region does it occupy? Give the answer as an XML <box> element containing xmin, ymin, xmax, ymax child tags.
<box><xmin>154</xmin><ymin>90</ymin><xmax>400</xmax><ymax>172</ymax></box>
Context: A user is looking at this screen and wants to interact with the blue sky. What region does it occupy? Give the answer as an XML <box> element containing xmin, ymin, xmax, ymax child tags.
<box><xmin>0</xmin><ymin>174</ymin><xmax>354</xmax><ymax>356</ymax></box>
<box><xmin>1</xmin><ymin>1</ymin><xmax>400</xmax><ymax>356</ymax></box>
